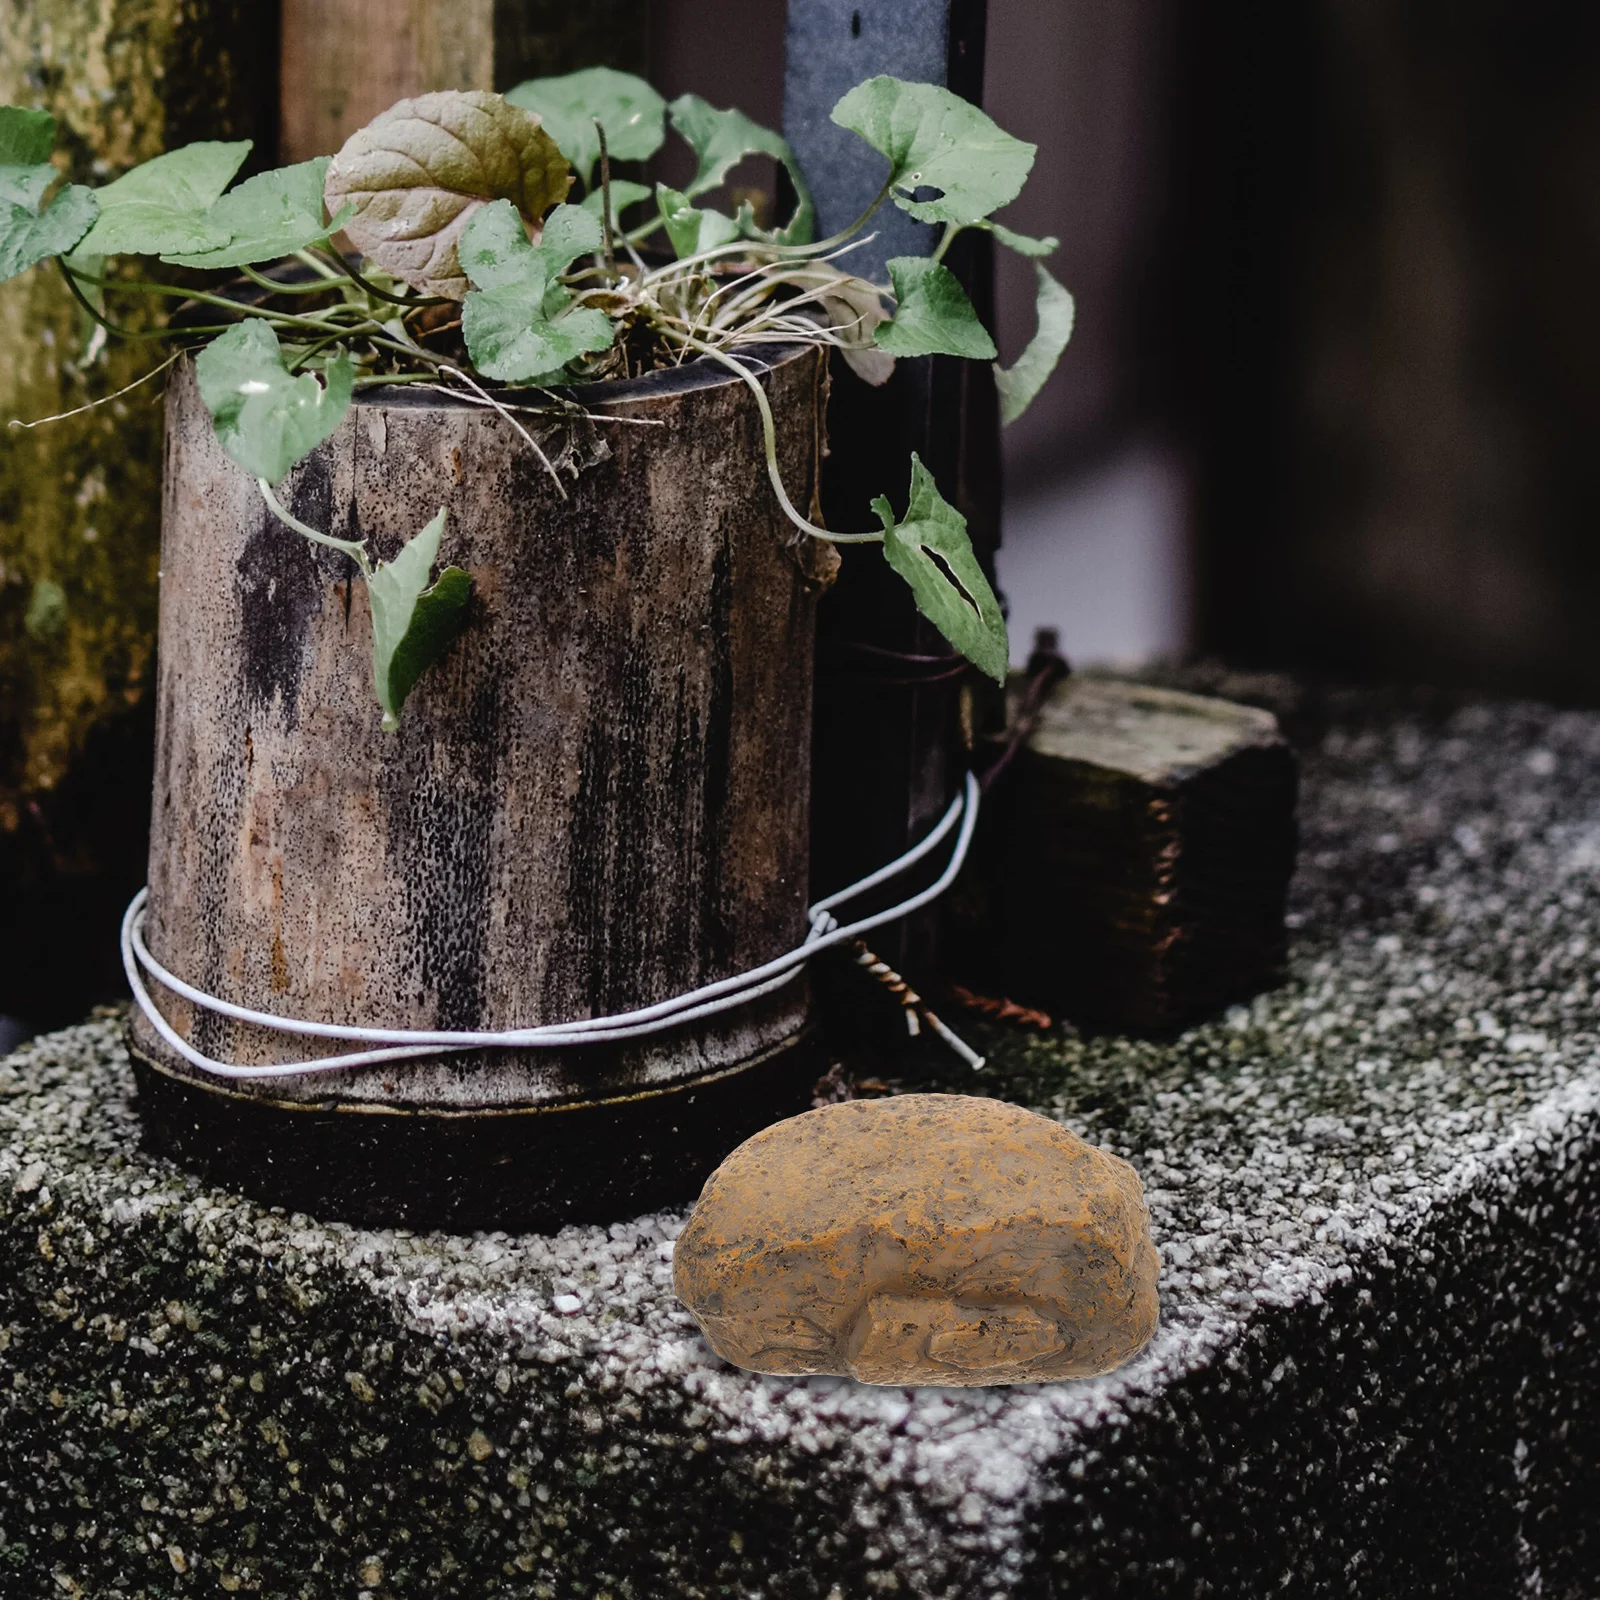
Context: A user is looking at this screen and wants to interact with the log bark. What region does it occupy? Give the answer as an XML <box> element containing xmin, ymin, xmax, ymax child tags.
<box><xmin>0</xmin><ymin>0</ymin><xmax>275</xmax><ymax>1026</ymax></box>
<box><xmin>131</xmin><ymin>345</ymin><xmax>827</xmax><ymax>1132</ymax></box>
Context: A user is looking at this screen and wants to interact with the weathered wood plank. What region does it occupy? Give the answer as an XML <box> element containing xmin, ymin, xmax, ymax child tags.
<box><xmin>951</xmin><ymin>676</ymin><xmax>1298</xmax><ymax>1033</ymax></box>
<box><xmin>279</xmin><ymin>0</ymin><xmax>496</xmax><ymax>162</ymax></box>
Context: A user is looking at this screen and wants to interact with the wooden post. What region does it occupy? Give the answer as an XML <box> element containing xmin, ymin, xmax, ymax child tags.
<box><xmin>130</xmin><ymin>345</ymin><xmax>828</xmax><ymax>1231</ymax></box>
<box><xmin>278</xmin><ymin>0</ymin><xmax>652</xmax><ymax>163</ymax></box>
<box><xmin>783</xmin><ymin>0</ymin><xmax>1001</xmax><ymax>973</ymax></box>
<box><xmin>279</xmin><ymin>0</ymin><xmax>496</xmax><ymax>162</ymax></box>
<box><xmin>0</xmin><ymin>0</ymin><xmax>276</xmax><ymax>1028</ymax></box>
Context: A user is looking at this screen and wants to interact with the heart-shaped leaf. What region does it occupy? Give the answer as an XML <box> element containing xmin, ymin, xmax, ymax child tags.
<box><xmin>505</xmin><ymin>68</ymin><xmax>665</xmax><ymax>189</ymax></box>
<box><xmin>75</xmin><ymin>140</ymin><xmax>252</xmax><ymax>256</ymax></box>
<box><xmin>994</xmin><ymin>263</ymin><xmax>1074</xmax><ymax>426</ymax></box>
<box><xmin>195</xmin><ymin>320</ymin><xmax>354</xmax><ymax>484</ymax></box>
<box><xmin>668</xmin><ymin>94</ymin><xmax>815</xmax><ymax>245</ymax></box>
<box><xmin>0</xmin><ymin>105</ymin><xmax>58</xmax><ymax>210</ymax></box>
<box><xmin>459</xmin><ymin>199</ymin><xmax>603</xmax><ymax>305</ymax></box>
<box><xmin>873</xmin><ymin>454</ymin><xmax>1008</xmax><ymax>683</ymax></box>
<box><xmin>654</xmin><ymin>182</ymin><xmax>740</xmax><ymax>260</ymax></box>
<box><xmin>831</xmin><ymin>77</ymin><xmax>1034</xmax><ymax>227</ymax></box>
<box><xmin>323</xmin><ymin>90</ymin><xmax>571</xmax><ymax>300</ymax></box>
<box><xmin>463</xmin><ymin>288</ymin><xmax>614</xmax><ymax>383</ymax></box>
<box><xmin>460</xmin><ymin>199</ymin><xmax>614</xmax><ymax>382</ymax></box>
<box><xmin>161</xmin><ymin>159</ymin><xmax>353</xmax><ymax>269</ymax></box>
<box><xmin>1</xmin><ymin>183</ymin><xmax>98</xmax><ymax>283</ymax></box>
<box><xmin>368</xmin><ymin>508</ymin><xmax>473</xmax><ymax>731</ymax></box>
<box><xmin>875</xmin><ymin>256</ymin><xmax>996</xmax><ymax>360</ymax></box>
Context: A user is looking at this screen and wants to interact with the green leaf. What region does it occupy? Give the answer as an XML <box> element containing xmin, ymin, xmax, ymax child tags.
<box><xmin>578</xmin><ymin>177</ymin><xmax>652</xmax><ymax>229</ymax></box>
<box><xmin>323</xmin><ymin>90</ymin><xmax>572</xmax><ymax>300</ymax></box>
<box><xmin>0</xmin><ymin>106</ymin><xmax>58</xmax><ymax>210</ymax></box>
<box><xmin>874</xmin><ymin>256</ymin><xmax>996</xmax><ymax>360</ymax></box>
<box><xmin>0</xmin><ymin>183</ymin><xmax>98</xmax><ymax>283</ymax></box>
<box><xmin>994</xmin><ymin>263</ymin><xmax>1074</xmax><ymax>426</ymax></box>
<box><xmin>463</xmin><ymin>288</ymin><xmax>614</xmax><ymax>383</ymax></box>
<box><xmin>654</xmin><ymin>183</ymin><xmax>740</xmax><ymax>260</ymax></box>
<box><xmin>195</xmin><ymin>320</ymin><xmax>354</xmax><ymax>484</ymax></box>
<box><xmin>505</xmin><ymin>68</ymin><xmax>666</xmax><ymax>188</ymax></box>
<box><xmin>75</xmin><ymin>140</ymin><xmax>251</xmax><ymax>256</ymax></box>
<box><xmin>873</xmin><ymin>454</ymin><xmax>1008</xmax><ymax>684</ymax></box>
<box><xmin>831</xmin><ymin>77</ymin><xmax>1034</xmax><ymax>226</ymax></box>
<box><xmin>459</xmin><ymin>199</ymin><xmax>614</xmax><ymax>381</ymax></box>
<box><xmin>986</xmin><ymin>220</ymin><xmax>1058</xmax><ymax>258</ymax></box>
<box><xmin>160</xmin><ymin>159</ymin><xmax>353</xmax><ymax>269</ymax></box>
<box><xmin>667</xmin><ymin>94</ymin><xmax>815</xmax><ymax>245</ymax></box>
<box><xmin>459</xmin><ymin>198</ymin><xmax>601</xmax><ymax>291</ymax></box>
<box><xmin>367</xmin><ymin>508</ymin><xmax>473</xmax><ymax>731</ymax></box>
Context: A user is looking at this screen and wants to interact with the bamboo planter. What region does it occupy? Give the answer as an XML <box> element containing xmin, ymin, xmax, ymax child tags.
<box><xmin>129</xmin><ymin>343</ymin><xmax>829</xmax><ymax>1230</ymax></box>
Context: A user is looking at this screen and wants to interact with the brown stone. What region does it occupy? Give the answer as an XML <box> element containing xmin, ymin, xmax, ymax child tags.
<box><xmin>673</xmin><ymin>1094</ymin><xmax>1160</xmax><ymax>1387</ymax></box>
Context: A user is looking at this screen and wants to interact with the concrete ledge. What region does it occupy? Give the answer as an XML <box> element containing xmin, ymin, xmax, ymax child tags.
<box><xmin>3</xmin><ymin>690</ymin><xmax>1600</xmax><ymax>1596</ymax></box>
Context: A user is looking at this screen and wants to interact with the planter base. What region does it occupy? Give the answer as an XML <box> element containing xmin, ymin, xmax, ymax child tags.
<box><xmin>128</xmin><ymin>1029</ymin><xmax>824</xmax><ymax>1232</ymax></box>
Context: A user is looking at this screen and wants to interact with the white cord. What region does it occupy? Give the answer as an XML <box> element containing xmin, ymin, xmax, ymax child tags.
<box><xmin>122</xmin><ymin>773</ymin><xmax>984</xmax><ymax>1081</ymax></box>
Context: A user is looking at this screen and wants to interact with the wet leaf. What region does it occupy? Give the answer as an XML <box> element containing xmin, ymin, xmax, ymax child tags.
<box><xmin>505</xmin><ymin>68</ymin><xmax>665</xmax><ymax>188</ymax></box>
<box><xmin>831</xmin><ymin>77</ymin><xmax>1034</xmax><ymax>226</ymax></box>
<box><xmin>368</xmin><ymin>507</ymin><xmax>473</xmax><ymax>731</ymax></box>
<box><xmin>668</xmin><ymin>94</ymin><xmax>814</xmax><ymax>244</ymax></box>
<box><xmin>994</xmin><ymin>263</ymin><xmax>1074</xmax><ymax>425</ymax></box>
<box><xmin>875</xmin><ymin>256</ymin><xmax>996</xmax><ymax>360</ymax></box>
<box><xmin>195</xmin><ymin>320</ymin><xmax>353</xmax><ymax>483</ymax></box>
<box><xmin>324</xmin><ymin>90</ymin><xmax>571</xmax><ymax>299</ymax></box>
<box><xmin>873</xmin><ymin>454</ymin><xmax>1008</xmax><ymax>683</ymax></box>
<box><xmin>75</xmin><ymin>140</ymin><xmax>251</xmax><ymax>256</ymax></box>
<box><xmin>162</xmin><ymin>159</ymin><xmax>354</xmax><ymax>269</ymax></box>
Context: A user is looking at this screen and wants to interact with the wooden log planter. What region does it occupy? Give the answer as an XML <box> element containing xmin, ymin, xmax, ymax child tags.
<box><xmin>127</xmin><ymin>343</ymin><xmax>830</xmax><ymax>1231</ymax></box>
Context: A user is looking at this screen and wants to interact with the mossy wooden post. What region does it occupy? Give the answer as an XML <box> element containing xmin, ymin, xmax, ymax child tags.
<box><xmin>130</xmin><ymin>346</ymin><xmax>828</xmax><ymax>1232</ymax></box>
<box><xmin>0</xmin><ymin>1</ymin><xmax>274</xmax><ymax>1027</ymax></box>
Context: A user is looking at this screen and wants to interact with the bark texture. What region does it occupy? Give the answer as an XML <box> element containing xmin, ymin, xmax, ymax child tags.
<box><xmin>0</xmin><ymin>0</ymin><xmax>276</xmax><ymax>1024</ymax></box>
<box><xmin>133</xmin><ymin>345</ymin><xmax>826</xmax><ymax>1111</ymax></box>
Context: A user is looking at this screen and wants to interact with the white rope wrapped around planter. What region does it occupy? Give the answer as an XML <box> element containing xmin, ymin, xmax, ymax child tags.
<box><xmin>122</xmin><ymin>773</ymin><xmax>984</xmax><ymax>1082</ymax></box>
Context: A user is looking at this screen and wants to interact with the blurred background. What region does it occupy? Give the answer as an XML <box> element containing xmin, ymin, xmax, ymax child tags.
<box><xmin>6</xmin><ymin>0</ymin><xmax>1600</xmax><ymax>1030</ymax></box>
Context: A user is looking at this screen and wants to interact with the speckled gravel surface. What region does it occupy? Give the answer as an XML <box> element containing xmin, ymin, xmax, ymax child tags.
<box><xmin>2</xmin><ymin>689</ymin><xmax>1600</xmax><ymax>1597</ymax></box>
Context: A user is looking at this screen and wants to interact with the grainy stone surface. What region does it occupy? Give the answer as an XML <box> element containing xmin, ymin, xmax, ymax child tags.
<box><xmin>673</xmin><ymin>1095</ymin><xmax>1159</xmax><ymax>1386</ymax></box>
<box><xmin>1</xmin><ymin>687</ymin><xmax>1599</xmax><ymax>1596</ymax></box>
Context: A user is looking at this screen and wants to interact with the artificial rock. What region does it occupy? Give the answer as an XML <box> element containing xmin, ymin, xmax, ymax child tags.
<box><xmin>672</xmin><ymin>1094</ymin><xmax>1160</xmax><ymax>1385</ymax></box>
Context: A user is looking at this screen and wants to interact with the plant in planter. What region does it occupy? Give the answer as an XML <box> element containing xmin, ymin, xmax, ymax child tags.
<box><xmin>0</xmin><ymin>73</ymin><xmax>1072</xmax><ymax>1228</ymax></box>
<box><xmin>2</xmin><ymin>69</ymin><xmax>1071</xmax><ymax>723</ymax></box>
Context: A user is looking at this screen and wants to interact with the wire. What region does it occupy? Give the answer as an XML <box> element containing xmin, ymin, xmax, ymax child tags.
<box><xmin>123</xmin><ymin>774</ymin><xmax>984</xmax><ymax>1081</ymax></box>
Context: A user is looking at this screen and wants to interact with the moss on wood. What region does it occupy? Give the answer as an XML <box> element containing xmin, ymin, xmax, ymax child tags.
<box><xmin>0</xmin><ymin>0</ymin><xmax>273</xmax><ymax>1019</ymax></box>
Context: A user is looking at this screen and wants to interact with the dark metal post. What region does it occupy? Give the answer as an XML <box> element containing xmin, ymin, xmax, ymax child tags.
<box><xmin>784</xmin><ymin>0</ymin><xmax>1000</xmax><ymax>975</ymax></box>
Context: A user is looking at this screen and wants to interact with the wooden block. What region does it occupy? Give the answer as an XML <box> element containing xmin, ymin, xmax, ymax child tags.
<box><xmin>952</xmin><ymin>676</ymin><xmax>1298</xmax><ymax>1034</ymax></box>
